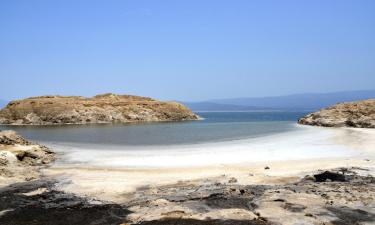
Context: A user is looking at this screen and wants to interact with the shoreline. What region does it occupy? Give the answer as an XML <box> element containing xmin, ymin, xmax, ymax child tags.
<box><xmin>42</xmin><ymin>125</ymin><xmax>375</xmax><ymax>201</ymax></box>
<box><xmin>1</xmin><ymin>126</ymin><xmax>375</xmax><ymax>224</ymax></box>
<box><xmin>0</xmin><ymin>117</ymin><xmax>200</xmax><ymax>126</ymax></box>
<box><xmin>44</xmin><ymin>157</ymin><xmax>375</xmax><ymax>202</ymax></box>
<box><xmin>45</xmin><ymin>124</ymin><xmax>358</xmax><ymax>169</ymax></box>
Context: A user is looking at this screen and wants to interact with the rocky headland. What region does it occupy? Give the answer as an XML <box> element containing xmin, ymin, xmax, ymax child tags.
<box><xmin>298</xmin><ymin>99</ymin><xmax>375</xmax><ymax>128</ymax></box>
<box><xmin>0</xmin><ymin>93</ymin><xmax>199</xmax><ymax>125</ymax></box>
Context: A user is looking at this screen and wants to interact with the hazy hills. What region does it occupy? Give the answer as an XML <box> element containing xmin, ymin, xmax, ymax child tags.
<box><xmin>183</xmin><ymin>90</ymin><xmax>375</xmax><ymax>111</ymax></box>
<box><xmin>180</xmin><ymin>102</ymin><xmax>273</xmax><ymax>112</ymax></box>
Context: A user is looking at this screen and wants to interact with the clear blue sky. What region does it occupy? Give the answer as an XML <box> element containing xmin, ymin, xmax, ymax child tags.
<box><xmin>1</xmin><ymin>0</ymin><xmax>374</xmax><ymax>101</ymax></box>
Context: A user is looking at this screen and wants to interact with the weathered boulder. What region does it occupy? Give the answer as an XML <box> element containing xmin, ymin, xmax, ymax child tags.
<box><xmin>0</xmin><ymin>130</ymin><xmax>54</xmax><ymax>183</ymax></box>
<box><xmin>313</xmin><ymin>171</ymin><xmax>347</xmax><ymax>182</ymax></box>
<box><xmin>298</xmin><ymin>99</ymin><xmax>375</xmax><ymax>128</ymax></box>
<box><xmin>0</xmin><ymin>93</ymin><xmax>199</xmax><ymax>125</ymax></box>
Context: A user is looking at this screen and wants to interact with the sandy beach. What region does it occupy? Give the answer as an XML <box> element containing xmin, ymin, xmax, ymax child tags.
<box><xmin>43</xmin><ymin>126</ymin><xmax>375</xmax><ymax>199</ymax></box>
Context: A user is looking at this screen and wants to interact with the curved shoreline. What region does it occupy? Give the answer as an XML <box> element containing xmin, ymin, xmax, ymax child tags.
<box><xmin>42</xmin><ymin>125</ymin><xmax>375</xmax><ymax>201</ymax></box>
<box><xmin>46</xmin><ymin>124</ymin><xmax>356</xmax><ymax>169</ymax></box>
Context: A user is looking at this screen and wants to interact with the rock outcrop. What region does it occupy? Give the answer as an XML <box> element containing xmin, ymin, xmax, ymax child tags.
<box><xmin>0</xmin><ymin>93</ymin><xmax>199</xmax><ymax>125</ymax></box>
<box><xmin>123</xmin><ymin>168</ymin><xmax>375</xmax><ymax>225</ymax></box>
<box><xmin>298</xmin><ymin>99</ymin><xmax>375</xmax><ymax>128</ymax></box>
<box><xmin>0</xmin><ymin>130</ymin><xmax>54</xmax><ymax>184</ymax></box>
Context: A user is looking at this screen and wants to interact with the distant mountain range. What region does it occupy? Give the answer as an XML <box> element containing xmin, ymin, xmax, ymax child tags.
<box><xmin>183</xmin><ymin>90</ymin><xmax>375</xmax><ymax>112</ymax></box>
<box><xmin>181</xmin><ymin>102</ymin><xmax>274</xmax><ymax>112</ymax></box>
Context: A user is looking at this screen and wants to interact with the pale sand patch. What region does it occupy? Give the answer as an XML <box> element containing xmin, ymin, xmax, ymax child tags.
<box><xmin>333</xmin><ymin>127</ymin><xmax>375</xmax><ymax>154</ymax></box>
<box><xmin>44</xmin><ymin>157</ymin><xmax>375</xmax><ymax>203</ymax></box>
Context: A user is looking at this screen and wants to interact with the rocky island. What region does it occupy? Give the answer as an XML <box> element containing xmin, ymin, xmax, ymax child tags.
<box><xmin>298</xmin><ymin>99</ymin><xmax>375</xmax><ymax>128</ymax></box>
<box><xmin>0</xmin><ymin>93</ymin><xmax>199</xmax><ymax>125</ymax></box>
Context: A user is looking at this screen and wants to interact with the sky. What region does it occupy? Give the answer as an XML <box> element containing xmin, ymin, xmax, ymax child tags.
<box><xmin>0</xmin><ymin>0</ymin><xmax>375</xmax><ymax>101</ymax></box>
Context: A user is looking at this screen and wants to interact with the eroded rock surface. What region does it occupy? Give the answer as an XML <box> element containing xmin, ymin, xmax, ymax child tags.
<box><xmin>0</xmin><ymin>168</ymin><xmax>374</xmax><ymax>225</ymax></box>
<box><xmin>122</xmin><ymin>168</ymin><xmax>375</xmax><ymax>225</ymax></box>
<box><xmin>0</xmin><ymin>130</ymin><xmax>54</xmax><ymax>184</ymax></box>
<box><xmin>0</xmin><ymin>180</ymin><xmax>130</xmax><ymax>225</ymax></box>
<box><xmin>298</xmin><ymin>99</ymin><xmax>375</xmax><ymax>128</ymax></box>
<box><xmin>0</xmin><ymin>93</ymin><xmax>199</xmax><ymax>125</ymax></box>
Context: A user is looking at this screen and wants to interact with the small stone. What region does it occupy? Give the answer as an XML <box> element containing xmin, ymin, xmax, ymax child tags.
<box><xmin>228</xmin><ymin>177</ymin><xmax>238</xmax><ymax>183</ymax></box>
<box><xmin>264</xmin><ymin>166</ymin><xmax>270</xmax><ymax>170</ymax></box>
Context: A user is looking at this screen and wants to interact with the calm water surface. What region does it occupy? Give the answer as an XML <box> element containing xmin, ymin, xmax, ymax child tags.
<box><xmin>0</xmin><ymin>112</ymin><xmax>309</xmax><ymax>146</ymax></box>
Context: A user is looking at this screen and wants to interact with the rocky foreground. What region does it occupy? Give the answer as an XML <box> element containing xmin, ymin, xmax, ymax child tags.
<box><xmin>0</xmin><ymin>167</ymin><xmax>374</xmax><ymax>225</ymax></box>
<box><xmin>0</xmin><ymin>93</ymin><xmax>199</xmax><ymax>125</ymax></box>
<box><xmin>298</xmin><ymin>99</ymin><xmax>375</xmax><ymax>128</ymax></box>
<box><xmin>0</xmin><ymin>130</ymin><xmax>54</xmax><ymax>184</ymax></box>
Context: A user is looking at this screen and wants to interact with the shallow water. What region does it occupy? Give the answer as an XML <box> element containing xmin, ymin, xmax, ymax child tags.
<box><xmin>2</xmin><ymin>111</ymin><xmax>357</xmax><ymax>168</ymax></box>
<box><xmin>0</xmin><ymin>111</ymin><xmax>307</xmax><ymax>146</ymax></box>
<box><xmin>49</xmin><ymin>125</ymin><xmax>354</xmax><ymax>168</ymax></box>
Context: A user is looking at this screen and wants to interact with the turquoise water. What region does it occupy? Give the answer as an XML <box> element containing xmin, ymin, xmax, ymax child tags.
<box><xmin>0</xmin><ymin>111</ymin><xmax>308</xmax><ymax>146</ymax></box>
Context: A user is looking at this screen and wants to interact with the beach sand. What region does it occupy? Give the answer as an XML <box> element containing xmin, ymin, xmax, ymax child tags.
<box><xmin>43</xmin><ymin>126</ymin><xmax>375</xmax><ymax>201</ymax></box>
<box><xmin>33</xmin><ymin>126</ymin><xmax>375</xmax><ymax>224</ymax></box>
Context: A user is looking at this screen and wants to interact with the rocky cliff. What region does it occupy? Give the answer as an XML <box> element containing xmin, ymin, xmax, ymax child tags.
<box><xmin>0</xmin><ymin>93</ymin><xmax>199</xmax><ymax>125</ymax></box>
<box><xmin>298</xmin><ymin>99</ymin><xmax>375</xmax><ymax>128</ymax></box>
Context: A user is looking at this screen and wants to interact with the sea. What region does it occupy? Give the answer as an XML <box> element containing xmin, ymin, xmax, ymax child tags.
<box><xmin>0</xmin><ymin>111</ymin><xmax>307</xmax><ymax>146</ymax></box>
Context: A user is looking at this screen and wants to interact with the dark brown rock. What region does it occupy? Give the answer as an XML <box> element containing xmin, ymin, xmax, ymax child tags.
<box><xmin>313</xmin><ymin>171</ymin><xmax>347</xmax><ymax>182</ymax></box>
